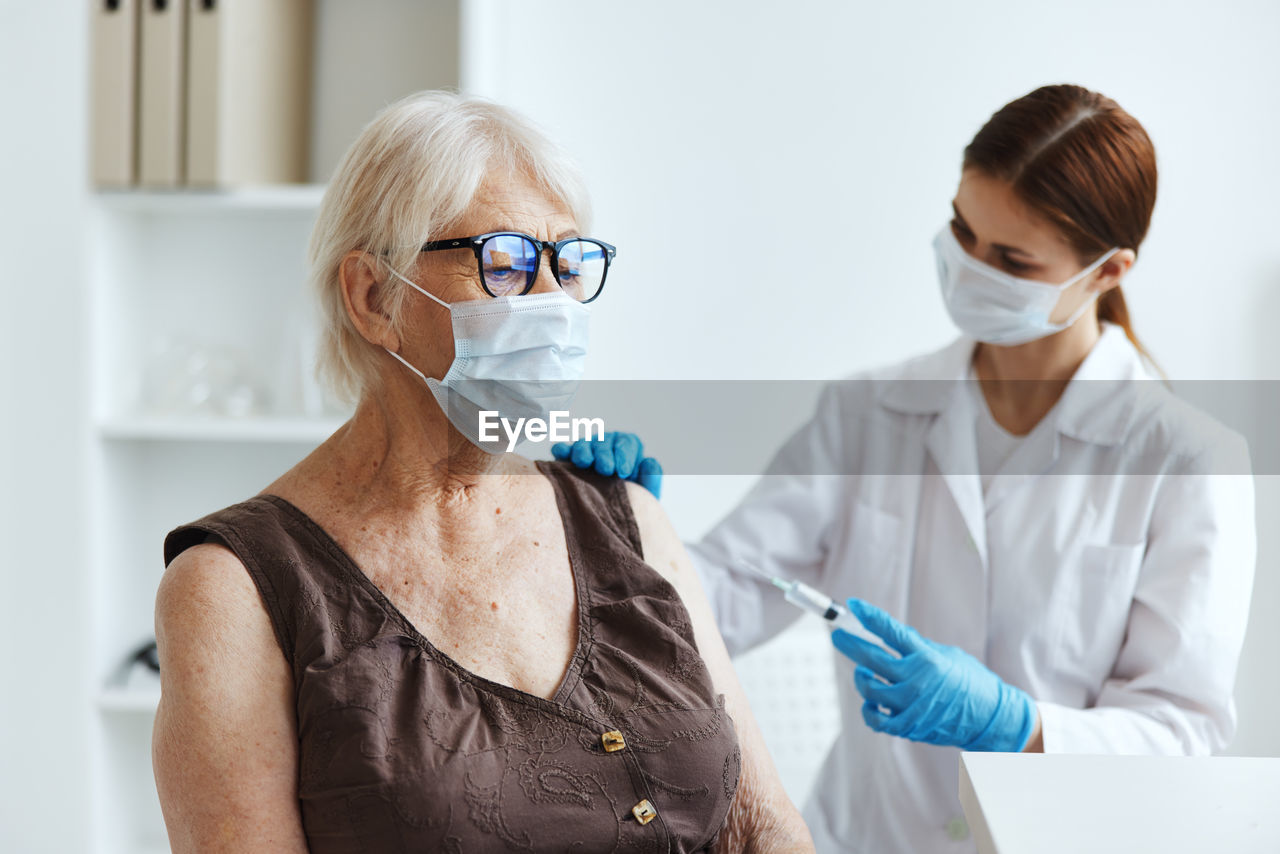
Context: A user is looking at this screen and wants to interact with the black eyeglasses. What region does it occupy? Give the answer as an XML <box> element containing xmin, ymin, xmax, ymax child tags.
<box><xmin>421</xmin><ymin>232</ymin><xmax>616</xmax><ymax>303</ymax></box>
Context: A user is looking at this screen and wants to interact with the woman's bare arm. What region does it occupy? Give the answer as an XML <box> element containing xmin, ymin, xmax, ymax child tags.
<box><xmin>152</xmin><ymin>544</ymin><xmax>310</xmax><ymax>853</ymax></box>
<box><xmin>624</xmin><ymin>482</ymin><xmax>815</xmax><ymax>853</ymax></box>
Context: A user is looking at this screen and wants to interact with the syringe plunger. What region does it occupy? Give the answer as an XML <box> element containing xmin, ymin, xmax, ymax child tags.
<box><xmin>778</xmin><ymin>579</ymin><xmax>897</xmax><ymax>656</ymax></box>
<box><xmin>782</xmin><ymin>579</ymin><xmax>841</xmax><ymax>621</ymax></box>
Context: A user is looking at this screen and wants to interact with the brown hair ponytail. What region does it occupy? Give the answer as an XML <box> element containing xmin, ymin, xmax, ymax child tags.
<box><xmin>962</xmin><ymin>84</ymin><xmax>1158</xmax><ymax>367</ymax></box>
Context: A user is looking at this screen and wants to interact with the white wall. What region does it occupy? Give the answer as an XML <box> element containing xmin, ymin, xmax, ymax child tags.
<box><xmin>469</xmin><ymin>0</ymin><xmax>1280</xmax><ymax>386</ymax></box>
<box><xmin>464</xmin><ymin>0</ymin><xmax>1280</xmax><ymax>758</ymax></box>
<box><xmin>0</xmin><ymin>0</ymin><xmax>91</xmax><ymax>851</ymax></box>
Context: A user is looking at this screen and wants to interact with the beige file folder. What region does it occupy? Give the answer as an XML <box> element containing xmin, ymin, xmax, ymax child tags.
<box><xmin>185</xmin><ymin>0</ymin><xmax>313</xmax><ymax>187</ymax></box>
<box><xmin>137</xmin><ymin>0</ymin><xmax>186</xmax><ymax>186</ymax></box>
<box><xmin>90</xmin><ymin>0</ymin><xmax>141</xmax><ymax>187</ymax></box>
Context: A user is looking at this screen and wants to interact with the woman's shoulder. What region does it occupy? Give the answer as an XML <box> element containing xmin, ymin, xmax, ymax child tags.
<box><xmin>1121</xmin><ymin>381</ymin><xmax>1252</xmax><ymax>475</ymax></box>
<box><xmin>163</xmin><ymin>494</ymin><xmax>292</xmax><ymax>567</ymax></box>
<box><xmin>1056</xmin><ymin>324</ymin><xmax>1250</xmax><ymax>472</ymax></box>
<box><xmin>618</xmin><ymin>478</ymin><xmax>702</xmax><ymax>587</ymax></box>
<box><xmin>538</xmin><ymin>456</ymin><xmax>632</xmax><ymax>508</ymax></box>
<box><xmin>158</xmin><ymin>535</ymin><xmax>260</xmax><ymax>624</ymax></box>
<box><xmin>155</xmin><ymin>534</ymin><xmax>283</xmax><ymax>688</ymax></box>
<box><xmin>162</xmin><ymin>493</ymin><xmax>324</xmax><ymax>663</ymax></box>
<box><xmin>538</xmin><ymin>458</ymin><xmax>645</xmax><ymax>549</ymax></box>
<box><xmin>159</xmin><ymin>493</ymin><xmax>297</xmax><ymax>628</ymax></box>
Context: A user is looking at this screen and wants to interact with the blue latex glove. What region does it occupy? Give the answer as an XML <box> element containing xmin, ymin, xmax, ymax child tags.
<box><xmin>831</xmin><ymin>598</ymin><xmax>1036</xmax><ymax>752</ymax></box>
<box><xmin>551</xmin><ymin>431</ymin><xmax>663</xmax><ymax>498</ymax></box>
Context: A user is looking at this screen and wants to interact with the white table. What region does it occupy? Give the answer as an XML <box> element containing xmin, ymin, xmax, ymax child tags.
<box><xmin>959</xmin><ymin>753</ymin><xmax>1280</xmax><ymax>853</ymax></box>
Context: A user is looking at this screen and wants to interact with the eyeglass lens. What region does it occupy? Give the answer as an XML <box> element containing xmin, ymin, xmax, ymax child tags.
<box><xmin>480</xmin><ymin>234</ymin><xmax>606</xmax><ymax>301</ymax></box>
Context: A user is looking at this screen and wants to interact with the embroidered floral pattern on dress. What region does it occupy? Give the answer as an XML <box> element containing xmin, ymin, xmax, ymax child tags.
<box><xmin>516</xmin><ymin>757</ymin><xmax>609</xmax><ymax>809</ymax></box>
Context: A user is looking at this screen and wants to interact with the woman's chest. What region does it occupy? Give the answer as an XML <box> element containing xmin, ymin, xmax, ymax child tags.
<box><xmin>292</xmin><ymin>612</ymin><xmax>739</xmax><ymax>853</ymax></box>
<box><xmin>341</xmin><ymin>512</ymin><xmax>583</xmax><ymax>700</ymax></box>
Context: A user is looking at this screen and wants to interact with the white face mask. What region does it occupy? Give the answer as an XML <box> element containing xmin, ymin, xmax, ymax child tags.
<box><xmin>384</xmin><ymin>268</ymin><xmax>590</xmax><ymax>454</ymax></box>
<box><xmin>933</xmin><ymin>225</ymin><xmax>1119</xmax><ymax>345</ymax></box>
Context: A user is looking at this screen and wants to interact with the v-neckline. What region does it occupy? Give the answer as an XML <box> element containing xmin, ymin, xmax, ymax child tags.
<box><xmin>258</xmin><ymin>460</ymin><xmax>595</xmax><ymax>720</ymax></box>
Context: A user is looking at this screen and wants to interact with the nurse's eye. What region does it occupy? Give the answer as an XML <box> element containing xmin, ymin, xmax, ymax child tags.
<box><xmin>952</xmin><ymin>220</ymin><xmax>977</xmax><ymax>247</ymax></box>
<box><xmin>1002</xmin><ymin>256</ymin><xmax>1031</xmax><ymax>273</ymax></box>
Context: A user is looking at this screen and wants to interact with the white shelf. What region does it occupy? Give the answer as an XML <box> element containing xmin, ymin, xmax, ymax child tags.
<box><xmin>97</xmin><ymin>686</ymin><xmax>161</xmax><ymax>715</ymax></box>
<box><xmin>98</xmin><ymin>415</ymin><xmax>346</xmax><ymax>444</ymax></box>
<box><xmin>81</xmin><ymin>5</ymin><xmax>467</xmax><ymax>851</ymax></box>
<box><xmin>92</xmin><ymin>184</ymin><xmax>327</xmax><ymax>214</ymax></box>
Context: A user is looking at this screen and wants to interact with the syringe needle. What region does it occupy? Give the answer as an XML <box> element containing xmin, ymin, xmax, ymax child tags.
<box><xmin>736</xmin><ymin>560</ymin><xmax>779</xmax><ymax>583</ymax></box>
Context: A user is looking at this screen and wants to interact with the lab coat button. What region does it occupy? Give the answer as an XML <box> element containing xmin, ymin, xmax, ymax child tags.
<box><xmin>632</xmin><ymin>799</ymin><xmax>657</xmax><ymax>825</ymax></box>
<box><xmin>601</xmin><ymin>730</ymin><xmax>626</xmax><ymax>753</ymax></box>
<box><xmin>946</xmin><ymin>816</ymin><xmax>969</xmax><ymax>840</ymax></box>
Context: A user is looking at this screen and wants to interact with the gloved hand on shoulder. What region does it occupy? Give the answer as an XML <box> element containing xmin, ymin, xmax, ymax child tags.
<box><xmin>551</xmin><ymin>431</ymin><xmax>663</xmax><ymax>498</ymax></box>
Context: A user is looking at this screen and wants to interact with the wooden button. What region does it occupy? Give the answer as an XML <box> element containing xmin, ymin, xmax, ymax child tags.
<box><xmin>601</xmin><ymin>730</ymin><xmax>626</xmax><ymax>753</ymax></box>
<box><xmin>631</xmin><ymin>799</ymin><xmax>657</xmax><ymax>825</ymax></box>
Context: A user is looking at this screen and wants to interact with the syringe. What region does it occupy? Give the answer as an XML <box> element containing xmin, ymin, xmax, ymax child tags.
<box><xmin>737</xmin><ymin>561</ymin><xmax>897</xmax><ymax>657</ymax></box>
<box><xmin>771</xmin><ymin>577</ymin><xmax>899</xmax><ymax>657</ymax></box>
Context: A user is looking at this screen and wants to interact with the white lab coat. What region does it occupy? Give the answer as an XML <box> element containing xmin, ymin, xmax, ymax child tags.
<box><xmin>689</xmin><ymin>323</ymin><xmax>1256</xmax><ymax>854</ymax></box>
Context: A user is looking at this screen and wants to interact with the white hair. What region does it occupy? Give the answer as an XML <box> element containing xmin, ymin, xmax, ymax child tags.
<box><xmin>308</xmin><ymin>90</ymin><xmax>593</xmax><ymax>404</ymax></box>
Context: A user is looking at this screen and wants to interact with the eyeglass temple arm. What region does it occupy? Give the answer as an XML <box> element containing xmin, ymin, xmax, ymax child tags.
<box><xmin>420</xmin><ymin>237</ymin><xmax>479</xmax><ymax>252</ymax></box>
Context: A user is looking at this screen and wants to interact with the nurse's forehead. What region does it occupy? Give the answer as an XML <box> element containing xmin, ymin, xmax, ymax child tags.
<box><xmin>952</xmin><ymin>171</ymin><xmax>1069</xmax><ymax>255</ymax></box>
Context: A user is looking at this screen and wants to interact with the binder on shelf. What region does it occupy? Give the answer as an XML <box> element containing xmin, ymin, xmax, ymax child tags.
<box><xmin>186</xmin><ymin>0</ymin><xmax>314</xmax><ymax>187</ymax></box>
<box><xmin>137</xmin><ymin>0</ymin><xmax>186</xmax><ymax>186</ymax></box>
<box><xmin>91</xmin><ymin>0</ymin><xmax>141</xmax><ymax>187</ymax></box>
<box><xmin>309</xmin><ymin>0</ymin><xmax>459</xmax><ymax>181</ymax></box>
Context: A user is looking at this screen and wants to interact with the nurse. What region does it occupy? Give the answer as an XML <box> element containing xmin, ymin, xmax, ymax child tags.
<box><xmin>556</xmin><ymin>83</ymin><xmax>1256</xmax><ymax>853</ymax></box>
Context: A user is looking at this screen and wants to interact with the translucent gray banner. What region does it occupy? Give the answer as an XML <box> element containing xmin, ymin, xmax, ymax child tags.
<box><xmin>447</xmin><ymin>380</ymin><xmax>1279</xmax><ymax>475</ymax></box>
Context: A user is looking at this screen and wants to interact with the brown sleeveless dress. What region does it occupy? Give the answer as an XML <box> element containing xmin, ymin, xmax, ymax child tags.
<box><xmin>163</xmin><ymin>460</ymin><xmax>741</xmax><ymax>853</ymax></box>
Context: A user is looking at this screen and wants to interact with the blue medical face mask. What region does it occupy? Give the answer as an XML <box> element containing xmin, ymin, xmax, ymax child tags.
<box><xmin>934</xmin><ymin>225</ymin><xmax>1119</xmax><ymax>345</ymax></box>
<box><xmin>384</xmin><ymin>267</ymin><xmax>591</xmax><ymax>454</ymax></box>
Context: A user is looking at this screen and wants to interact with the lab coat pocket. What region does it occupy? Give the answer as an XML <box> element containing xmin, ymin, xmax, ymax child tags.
<box><xmin>846</xmin><ymin>501</ymin><xmax>905</xmax><ymax>605</ymax></box>
<box><xmin>1054</xmin><ymin>541</ymin><xmax>1146</xmax><ymax>678</ymax></box>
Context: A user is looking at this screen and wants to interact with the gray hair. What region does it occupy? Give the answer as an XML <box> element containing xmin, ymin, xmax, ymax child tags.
<box><xmin>308</xmin><ymin>91</ymin><xmax>593</xmax><ymax>404</ymax></box>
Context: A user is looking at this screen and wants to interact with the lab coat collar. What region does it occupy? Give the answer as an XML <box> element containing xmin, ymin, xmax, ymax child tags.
<box><xmin>1052</xmin><ymin>323</ymin><xmax>1151</xmax><ymax>447</ymax></box>
<box><xmin>873</xmin><ymin>337</ymin><xmax>988</xmax><ymax>561</ymax></box>
<box><xmin>875</xmin><ymin>336</ymin><xmax>975</xmax><ymax>414</ymax></box>
<box><xmin>924</xmin><ymin>380</ymin><xmax>989</xmax><ymax>564</ymax></box>
<box><xmin>877</xmin><ymin>323</ymin><xmax>1150</xmax><ymax>448</ymax></box>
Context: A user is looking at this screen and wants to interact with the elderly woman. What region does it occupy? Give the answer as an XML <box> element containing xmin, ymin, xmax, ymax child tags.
<box><xmin>152</xmin><ymin>92</ymin><xmax>813</xmax><ymax>853</ymax></box>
